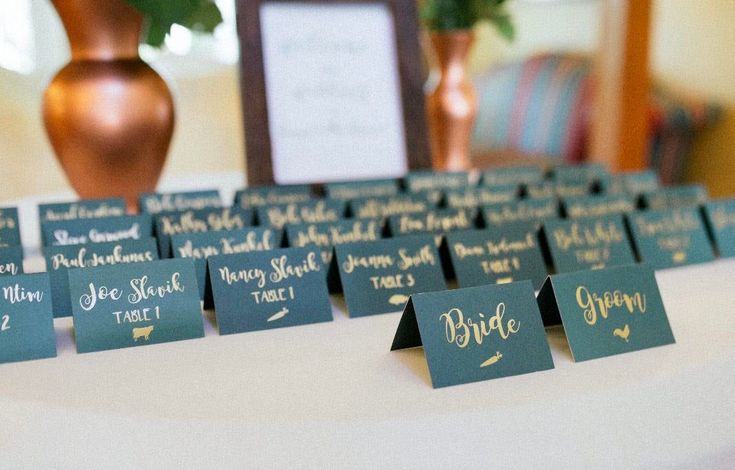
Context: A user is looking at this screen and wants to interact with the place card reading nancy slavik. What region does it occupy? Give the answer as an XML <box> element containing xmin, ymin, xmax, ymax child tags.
<box><xmin>235</xmin><ymin>184</ymin><xmax>313</xmax><ymax>208</ymax></box>
<box><xmin>0</xmin><ymin>207</ymin><xmax>21</xmax><ymax>247</ymax></box>
<box><xmin>391</xmin><ymin>281</ymin><xmax>553</xmax><ymax>388</ymax></box>
<box><xmin>703</xmin><ymin>199</ymin><xmax>735</xmax><ymax>257</ymax></box>
<box><xmin>44</xmin><ymin>239</ymin><xmax>159</xmax><ymax>318</ymax></box>
<box><xmin>627</xmin><ymin>207</ymin><xmax>714</xmax><ymax>269</ymax></box>
<box><xmin>41</xmin><ymin>214</ymin><xmax>152</xmax><ymax>247</ymax></box>
<box><xmin>38</xmin><ymin>197</ymin><xmax>126</xmax><ymax>223</ymax></box>
<box><xmin>0</xmin><ymin>273</ymin><xmax>56</xmax><ymax>364</ymax></box>
<box><xmin>330</xmin><ymin>234</ymin><xmax>446</xmax><ymax>317</ymax></box>
<box><xmin>69</xmin><ymin>259</ymin><xmax>204</xmax><ymax>353</ymax></box>
<box><xmin>543</xmin><ymin>215</ymin><xmax>636</xmax><ymax>273</ymax></box>
<box><xmin>0</xmin><ymin>246</ymin><xmax>24</xmax><ymax>277</ymax></box>
<box><xmin>139</xmin><ymin>190</ymin><xmax>222</xmax><ymax>214</ymax></box>
<box><xmin>536</xmin><ymin>264</ymin><xmax>674</xmax><ymax>361</ymax></box>
<box><xmin>285</xmin><ymin>219</ymin><xmax>382</xmax><ymax>265</ymax></box>
<box><xmin>208</xmin><ymin>247</ymin><xmax>332</xmax><ymax>334</ymax></box>
<box><xmin>257</xmin><ymin>199</ymin><xmax>345</xmax><ymax>230</ymax></box>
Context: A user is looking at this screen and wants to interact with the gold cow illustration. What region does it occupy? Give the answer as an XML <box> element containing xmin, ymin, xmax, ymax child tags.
<box><xmin>132</xmin><ymin>325</ymin><xmax>154</xmax><ymax>342</ymax></box>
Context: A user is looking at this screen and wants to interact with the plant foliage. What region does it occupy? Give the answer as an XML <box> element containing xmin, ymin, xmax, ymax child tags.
<box><xmin>421</xmin><ymin>0</ymin><xmax>514</xmax><ymax>40</ymax></box>
<box><xmin>125</xmin><ymin>0</ymin><xmax>224</xmax><ymax>47</ymax></box>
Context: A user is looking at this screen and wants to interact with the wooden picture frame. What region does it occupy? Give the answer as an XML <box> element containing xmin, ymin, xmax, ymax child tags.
<box><xmin>236</xmin><ymin>0</ymin><xmax>431</xmax><ymax>186</ymax></box>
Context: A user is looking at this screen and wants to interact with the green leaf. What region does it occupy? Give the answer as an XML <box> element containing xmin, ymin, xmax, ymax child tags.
<box><xmin>124</xmin><ymin>0</ymin><xmax>223</xmax><ymax>48</ymax></box>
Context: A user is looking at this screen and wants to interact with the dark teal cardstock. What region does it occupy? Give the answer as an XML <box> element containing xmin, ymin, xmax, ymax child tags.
<box><xmin>444</xmin><ymin>225</ymin><xmax>547</xmax><ymax>289</ymax></box>
<box><xmin>0</xmin><ymin>207</ymin><xmax>21</xmax><ymax>247</ymax></box>
<box><xmin>286</xmin><ymin>219</ymin><xmax>382</xmax><ymax>265</ymax></box>
<box><xmin>642</xmin><ymin>185</ymin><xmax>708</xmax><ymax>210</ymax></box>
<box><xmin>404</xmin><ymin>170</ymin><xmax>470</xmax><ymax>192</ymax></box>
<box><xmin>0</xmin><ymin>246</ymin><xmax>23</xmax><ymax>277</ymax></box>
<box><xmin>563</xmin><ymin>194</ymin><xmax>636</xmax><ymax>219</ymax></box>
<box><xmin>536</xmin><ymin>264</ymin><xmax>675</xmax><ymax>361</ymax></box>
<box><xmin>350</xmin><ymin>194</ymin><xmax>435</xmax><ymax>219</ymax></box>
<box><xmin>551</xmin><ymin>163</ymin><xmax>608</xmax><ymax>182</ymax></box>
<box><xmin>330</xmin><ymin>234</ymin><xmax>447</xmax><ymax>317</ymax></box>
<box><xmin>444</xmin><ymin>186</ymin><xmax>519</xmax><ymax>209</ymax></box>
<box><xmin>325</xmin><ymin>179</ymin><xmax>400</xmax><ymax>200</ymax></box>
<box><xmin>171</xmin><ymin>227</ymin><xmax>279</xmax><ymax>301</ymax></box>
<box><xmin>208</xmin><ymin>247</ymin><xmax>332</xmax><ymax>334</ymax></box>
<box><xmin>703</xmin><ymin>199</ymin><xmax>735</xmax><ymax>257</ymax></box>
<box><xmin>154</xmin><ymin>207</ymin><xmax>255</xmax><ymax>258</ymax></box>
<box><xmin>38</xmin><ymin>198</ymin><xmax>126</xmax><ymax>223</ymax></box>
<box><xmin>543</xmin><ymin>215</ymin><xmax>636</xmax><ymax>273</ymax></box>
<box><xmin>626</xmin><ymin>207</ymin><xmax>715</xmax><ymax>269</ymax></box>
<box><xmin>481</xmin><ymin>166</ymin><xmax>544</xmax><ymax>187</ymax></box>
<box><xmin>69</xmin><ymin>259</ymin><xmax>204</xmax><ymax>353</ymax></box>
<box><xmin>0</xmin><ymin>273</ymin><xmax>56</xmax><ymax>364</ymax></box>
<box><xmin>235</xmin><ymin>184</ymin><xmax>313</xmax><ymax>208</ymax></box>
<box><xmin>482</xmin><ymin>198</ymin><xmax>559</xmax><ymax>227</ymax></box>
<box><xmin>387</xmin><ymin>209</ymin><xmax>475</xmax><ymax>243</ymax></box>
<box><xmin>139</xmin><ymin>190</ymin><xmax>222</xmax><ymax>214</ymax></box>
<box><xmin>41</xmin><ymin>214</ymin><xmax>153</xmax><ymax>246</ymax></box>
<box><xmin>44</xmin><ymin>239</ymin><xmax>159</xmax><ymax>318</ymax></box>
<box><xmin>391</xmin><ymin>281</ymin><xmax>553</xmax><ymax>388</ymax></box>
<box><xmin>257</xmin><ymin>199</ymin><xmax>346</xmax><ymax>230</ymax></box>
<box><xmin>620</xmin><ymin>170</ymin><xmax>660</xmax><ymax>194</ymax></box>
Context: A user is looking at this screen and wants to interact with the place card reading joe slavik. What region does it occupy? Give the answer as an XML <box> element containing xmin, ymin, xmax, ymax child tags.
<box><xmin>139</xmin><ymin>190</ymin><xmax>222</xmax><ymax>214</ymax></box>
<box><xmin>391</xmin><ymin>281</ymin><xmax>554</xmax><ymax>388</ymax></box>
<box><xmin>285</xmin><ymin>219</ymin><xmax>382</xmax><ymax>266</ymax></box>
<box><xmin>329</xmin><ymin>234</ymin><xmax>446</xmax><ymax>317</ymax></box>
<box><xmin>0</xmin><ymin>246</ymin><xmax>24</xmax><ymax>277</ymax></box>
<box><xmin>38</xmin><ymin>197</ymin><xmax>126</xmax><ymax>223</ymax></box>
<box><xmin>0</xmin><ymin>273</ymin><xmax>56</xmax><ymax>364</ymax></box>
<box><xmin>69</xmin><ymin>259</ymin><xmax>204</xmax><ymax>353</ymax></box>
<box><xmin>41</xmin><ymin>214</ymin><xmax>153</xmax><ymax>247</ymax></box>
<box><xmin>703</xmin><ymin>199</ymin><xmax>735</xmax><ymax>257</ymax></box>
<box><xmin>0</xmin><ymin>207</ymin><xmax>21</xmax><ymax>247</ymax></box>
<box><xmin>536</xmin><ymin>264</ymin><xmax>674</xmax><ymax>361</ymax></box>
<box><xmin>207</xmin><ymin>247</ymin><xmax>332</xmax><ymax>334</ymax></box>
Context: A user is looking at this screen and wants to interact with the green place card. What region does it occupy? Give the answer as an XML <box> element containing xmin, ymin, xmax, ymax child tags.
<box><xmin>536</xmin><ymin>264</ymin><xmax>675</xmax><ymax>361</ymax></box>
<box><xmin>208</xmin><ymin>248</ymin><xmax>332</xmax><ymax>334</ymax></box>
<box><xmin>703</xmin><ymin>199</ymin><xmax>735</xmax><ymax>257</ymax></box>
<box><xmin>285</xmin><ymin>219</ymin><xmax>382</xmax><ymax>265</ymax></box>
<box><xmin>627</xmin><ymin>207</ymin><xmax>715</xmax><ymax>269</ymax></box>
<box><xmin>69</xmin><ymin>259</ymin><xmax>204</xmax><ymax>354</ymax></box>
<box><xmin>38</xmin><ymin>198</ymin><xmax>126</xmax><ymax>223</ymax></box>
<box><xmin>482</xmin><ymin>198</ymin><xmax>559</xmax><ymax>227</ymax></box>
<box><xmin>481</xmin><ymin>166</ymin><xmax>544</xmax><ymax>187</ymax></box>
<box><xmin>563</xmin><ymin>194</ymin><xmax>636</xmax><ymax>219</ymax></box>
<box><xmin>444</xmin><ymin>186</ymin><xmax>519</xmax><ymax>209</ymax></box>
<box><xmin>154</xmin><ymin>207</ymin><xmax>255</xmax><ymax>257</ymax></box>
<box><xmin>404</xmin><ymin>170</ymin><xmax>470</xmax><ymax>192</ymax></box>
<box><xmin>325</xmin><ymin>179</ymin><xmax>400</xmax><ymax>200</ymax></box>
<box><xmin>387</xmin><ymin>209</ymin><xmax>475</xmax><ymax>244</ymax></box>
<box><xmin>44</xmin><ymin>239</ymin><xmax>159</xmax><ymax>318</ymax></box>
<box><xmin>330</xmin><ymin>234</ymin><xmax>447</xmax><ymax>317</ymax></box>
<box><xmin>0</xmin><ymin>246</ymin><xmax>23</xmax><ymax>277</ymax></box>
<box><xmin>443</xmin><ymin>225</ymin><xmax>547</xmax><ymax>289</ymax></box>
<box><xmin>620</xmin><ymin>170</ymin><xmax>660</xmax><ymax>194</ymax></box>
<box><xmin>543</xmin><ymin>215</ymin><xmax>636</xmax><ymax>273</ymax></box>
<box><xmin>551</xmin><ymin>163</ymin><xmax>608</xmax><ymax>182</ymax></box>
<box><xmin>0</xmin><ymin>273</ymin><xmax>56</xmax><ymax>364</ymax></box>
<box><xmin>642</xmin><ymin>184</ymin><xmax>708</xmax><ymax>210</ymax></box>
<box><xmin>391</xmin><ymin>281</ymin><xmax>553</xmax><ymax>388</ymax></box>
<box><xmin>0</xmin><ymin>207</ymin><xmax>21</xmax><ymax>247</ymax></box>
<box><xmin>171</xmin><ymin>227</ymin><xmax>279</xmax><ymax>301</ymax></box>
<box><xmin>257</xmin><ymin>199</ymin><xmax>346</xmax><ymax>230</ymax></box>
<box><xmin>139</xmin><ymin>190</ymin><xmax>222</xmax><ymax>214</ymax></box>
<box><xmin>41</xmin><ymin>214</ymin><xmax>153</xmax><ymax>246</ymax></box>
<box><xmin>350</xmin><ymin>194</ymin><xmax>434</xmax><ymax>219</ymax></box>
<box><xmin>234</xmin><ymin>184</ymin><xmax>313</xmax><ymax>208</ymax></box>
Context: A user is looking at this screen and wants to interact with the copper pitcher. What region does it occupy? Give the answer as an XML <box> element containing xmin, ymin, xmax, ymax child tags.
<box><xmin>43</xmin><ymin>0</ymin><xmax>174</xmax><ymax>212</ymax></box>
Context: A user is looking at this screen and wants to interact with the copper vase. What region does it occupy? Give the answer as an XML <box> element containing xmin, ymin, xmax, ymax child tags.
<box><xmin>426</xmin><ymin>31</ymin><xmax>477</xmax><ymax>171</ymax></box>
<box><xmin>43</xmin><ymin>0</ymin><xmax>174</xmax><ymax>212</ymax></box>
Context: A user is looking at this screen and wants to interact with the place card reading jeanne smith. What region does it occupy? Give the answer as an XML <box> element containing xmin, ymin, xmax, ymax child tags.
<box><xmin>349</xmin><ymin>194</ymin><xmax>434</xmax><ymax>219</ymax></box>
<box><xmin>257</xmin><ymin>199</ymin><xmax>346</xmax><ymax>230</ymax></box>
<box><xmin>543</xmin><ymin>215</ymin><xmax>636</xmax><ymax>273</ymax></box>
<box><xmin>139</xmin><ymin>190</ymin><xmax>222</xmax><ymax>214</ymax></box>
<box><xmin>208</xmin><ymin>247</ymin><xmax>332</xmax><ymax>334</ymax></box>
<box><xmin>171</xmin><ymin>227</ymin><xmax>279</xmax><ymax>301</ymax></box>
<box><xmin>391</xmin><ymin>281</ymin><xmax>553</xmax><ymax>388</ymax></box>
<box><xmin>444</xmin><ymin>185</ymin><xmax>519</xmax><ymax>209</ymax></box>
<box><xmin>536</xmin><ymin>264</ymin><xmax>674</xmax><ymax>361</ymax></box>
<box><xmin>0</xmin><ymin>246</ymin><xmax>23</xmax><ymax>277</ymax></box>
<box><xmin>481</xmin><ymin>166</ymin><xmax>544</xmax><ymax>187</ymax></box>
<box><xmin>444</xmin><ymin>225</ymin><xmax>547</xmax><ymax>289</ymax></box>
<box><xmin>0</xmin><ymin>273</ymin><xmax>56</xmax><ymax>364</ymax></box>
<box><xmin>235</xmin><ymin>184</ymin><xmax>313</xmax><ymax>208</ymax></box>
<box><xmin>285</xmin><ymin>219</ymin><xmax>382</xmax><ymax>265</ymax></box>
<box><xmin>329</xmin><ymin>234</ymin><xmax>446</xmax><ymax>317</ymax></box>
<box><xmin>44</xmin><ymin>239</ymin><xmax>159</xmax><ymax>318</ymax></box>
<box><xmin>703</xmin><ymin>199</ymin><xmax>735</xmax><ymax>257</ymax></box>
<box><xmin>0</xmin><ymin>207</ymin><xmax>21</xmax><ymax>247</ymax></box>
<box><xmin>482</xmin><ymin>198</ymin><xmax>559</xmax><ymax>227</ymax></box>
<box><xmin>404</xmin><ymin>170</ymin><xmax>470</xmax><ymax>192</ymax></box>
<box><xmin>562</xmin><ymin>194</ymin><xmax>636</xmax><ymax>219</ymax></box>
<box><xmin>627</xmin><ymin>207</ymin><xmax>714</xmax><ymax>269</ymax></box>
<box><xmin>41</xmin><ymin>214</ymin><xmax>153</xmax><ymax>247</ymax></box>
<box><xmin>69</xmin><ymin>259</ymin><xmax>204</xmax><ymax>353</ymax></box>
<box><xmin>38</xmin><ymin>198</ymin><xmax>126</xmax><ymax>223</ymax></box>
<box><xmin>325</xmin><ymin>179</ymin><xmax>400</xmax><ymax>200</ymax></box>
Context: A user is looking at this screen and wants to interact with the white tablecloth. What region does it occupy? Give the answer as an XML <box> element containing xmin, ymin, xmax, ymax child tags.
<box><xmin>2</xmin><ymin>174</ymin><xmax>734</xmax><ymax>469</ymax></box>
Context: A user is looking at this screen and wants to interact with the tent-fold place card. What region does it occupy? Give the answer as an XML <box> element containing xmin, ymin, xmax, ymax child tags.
<box><xmin>551</xmin><ymin>163</ymin><xmax>608</xmax><ymax>183</ymax></box>
<box><xmin>235</xmin><ymin>184</ymin><xmax>313</xmax><ymax>208</ymax></box>
<box><xmin>387</xmin><ymin>209</ymin><xmax>475</xmax><ymax>244</ymax></box>
<box><xmin>0</xmin><ymin>207</ymin><xmax>21</xmax><ymax>247</ymax></box>
<box><xmin>562</xmin><ymin>194</ymin><xmax>636</xmax><ymax>219</ymax></box>
<box><xmin>526</xmin><ymin>181</ymin><xmax>589</xmax><ymax>199</ymax></box>
<box><xmin>0</xmin><ymin>246</ymin><xmax>23</xmax><ymax>277</ymax></box>
<box><xmin>543</xmin><ymin>215</ymin><xmax>636</xmax><ymax>273</ymax></box>
<box><xmin>325</xmin><ymin>179</ymin><xmax>400</xmax><ymax>200</ymax></box>
<box><xmin>702</xmin><ymin>199</ymin><xmax>735</xmax><ymax>257</ymax></box>
<box><xmin>390</xmin><ymin>281</ymin><xmax>553</xmax><ymax>388</ymax></box>
<box><xmin>444</xmin><ymin>186</ymin><xmax>519</xmax><ymax>209</ymax></box>
<box><xmin>285</xmin><ymin>219</ymin><xmax>382</xmax><ymax>265</ymax></box>
<box><xmin>41</xmin><ymin>214</ymin><xmax>153</xmax><ymax>247</ymax></box>
<box><xmin>0</xmin><ymin>273</ymin><xmax>56</xmax><ymax>364</ymax></box>
<box><xmin>330</xmin><ymin>234</ymin><xmax>446</xmax><ymax>317</ymax></box>
<box><xmin>350</xmin><ymin>194</ymin><xmax>434</xmax><ymax>219</ymax></box>
<box><xmin>207</xmin><ymin>247</ymin><xmax>332</xmax><ymax>334</ymax></box>
<box><xmin>627</xmin><ymin>207</ymin><xmax>715</xmax><ymax>269</ymax></box>
<box><xmin>38</xmin><ymin>198</ymin><xmax>127</xmax><ymax>223</ymax></box>
<box><xmin>139</xmin><ymin>190</ymin><xmax>222</xmax><ymax>214</ymax></box>
<box><xmin>404</xmin><ymin>170</ymin><xmax>470</xmax><ymax>192</ymax></box>
<box><xmin>642</xmin><ymin>185</ymin><xmax>707</xmax><ymax>210</ymax></box>
<box><xmin>481</xmin><ymin>166</ymin><xmax>544</xmax><ymax>187</ymax></box>
<box><xmin>44</xmin><ymin>239</ymin><xmax>159</xmax><ymax>318</ymax></box>
<box><xmin>69</xmin><ymin>259</ymin><xmax>204</xmax><ymax>353</ymax></box>
<box><xmin>257</xmin><ymin>199</ymin><xmax>346</xmax><ymax>229</ymax></box>
<box><xmin>444</xmin><ymin>225</ymin><xmax>547</xmax><ymax>289</ymax></box>
<box><xmin>482</xmin><ymin>198</ymin><xmax>559</xmax><ymax>227</ymax></box>
<box><xmin>536</xmin><ymin>264</ymin><xmax>675</xmax><ymax>361</ymax></box>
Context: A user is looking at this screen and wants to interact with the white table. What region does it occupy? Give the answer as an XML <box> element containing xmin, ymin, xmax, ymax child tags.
<box><xmin>2</xmin><ymin>175</ymin><xmax>734</xmax><ymax>469</ymax></box>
